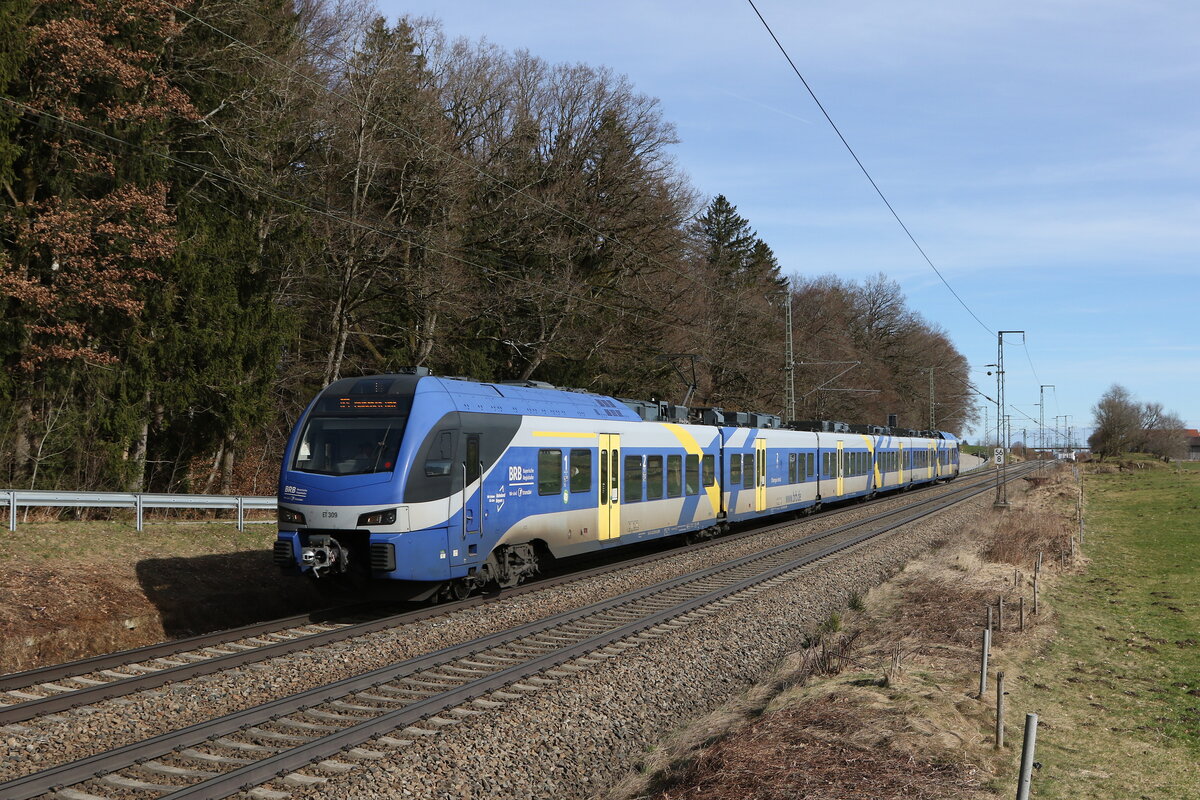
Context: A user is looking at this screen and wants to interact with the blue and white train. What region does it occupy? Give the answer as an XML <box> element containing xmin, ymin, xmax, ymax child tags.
<box><xmin>274</xmin><ymin>368</ymin><xmax>959</xmax><ymax>600</ymax></box>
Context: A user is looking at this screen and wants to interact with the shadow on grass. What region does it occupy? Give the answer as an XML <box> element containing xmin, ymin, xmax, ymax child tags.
<box><xmin>135</xmin><ymin>550</ymin><xmax>328</xmax><ymax>637</ymax></box>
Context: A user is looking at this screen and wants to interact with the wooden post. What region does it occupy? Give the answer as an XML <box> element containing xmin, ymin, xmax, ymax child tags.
<box><xmin>1019</xmin><ymin>596</ymin><xmax>1025</xmax><ymax>631</ymax></box>
<box><xmin>978</xmin><ymin>627</ymin><xmax>991</xmax><ymax>698</ymax></box>
<box><xmin>987</xmin><ymin>604</ymin><xmax>994</xmax><ymax>633</ymax></box>
<box><xmin>995</xmin><ymin>671</ymin><xmax>1006</xmax><ymax>749</ymax></box>
<box><xmin>1033</xmin><ymin>574</ymin><xmax>1039</xmax><ymax>615</ymax></box>
<box><xmin>998</xmin><ymin>595</ymin><xmax>1005</xmax><ymax>632</ymax></box>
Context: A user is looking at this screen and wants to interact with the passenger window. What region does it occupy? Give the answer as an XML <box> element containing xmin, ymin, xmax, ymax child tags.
<box><xmin>623</xmin><ymin>455</ymin><xmax>642</xmax><ymax>503</ymax></box>
<box><xmin>465</xmin><ymin>435</ymin><xmax>480</xmax><ymax>485</ymax></box>
<box><xmin>570</xmin><ymin>449</ymin><xmax>591</xmax><ymax>493</ymax></box>
<box><xmin>537</xmin><ymin>449</ymin><xmax>562</xmax><ymax>495</ymax></box>
<box><xmin>647</xmin><ymin>455</ymin><xmax>664</xmax><ymax>500</ymax></box>
<box><xmin>730</xmin><ymin>455</ymin><xmax>742</xmax><ymax>484</ymax></box>
<box><xmin>702</xmin><ymin>454</ymin><xmax>715</xmax><ymax>487</ymax></box>
<box><xmin>686</xmin><ymin>454</ymin><xmax>700</xmax><ymax>495</ymax></box>
<box><xmin>788</xmin><ymin>452</ymin><xmax>797</xmax><ymax>483</ymax></box>
<box><xmin>424</xmin><ymin>430</ymin><xmax>454</xmax><ymax>477</ymax></box>
<box><xmin>742</xmin><ymin>453</ymin><xmax>754</xmax><ymax>489</ymax></box>
<box><xmin>667</xmin><ymin>455</ymin><xmax>682</xmax><ymax>498</ymax></box>
<box><xmin>600</xmin><ymin>450</ymin><xmax>608</xmax><ymax>504</ymax></box>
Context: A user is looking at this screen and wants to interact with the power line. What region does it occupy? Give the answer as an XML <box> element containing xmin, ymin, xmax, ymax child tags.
<box><xmin>745</xmin><ymin>0</ymin><xmax>994</xmax><ymax>337</ymax></box>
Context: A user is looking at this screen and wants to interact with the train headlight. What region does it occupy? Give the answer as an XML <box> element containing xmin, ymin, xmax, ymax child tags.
<box><xmin>280</xmin><ymin>507</ymin><xmax>306</xmax><ymax>525</ymax></box>
<box><xmin>357</xmin><ymin>508</ymin><xmax>397</xmax><ymax>527</ymax></box>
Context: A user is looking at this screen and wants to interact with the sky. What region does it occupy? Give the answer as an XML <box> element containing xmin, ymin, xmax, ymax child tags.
<box><xmin>377</xmin><ymin>0</ymin><xmax>1200</xmax><ymax>444</ymax></box>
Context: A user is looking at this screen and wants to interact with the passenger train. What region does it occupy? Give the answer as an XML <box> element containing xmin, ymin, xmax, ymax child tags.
<box><xmin>274</xmin><ymin>368</ymin><xmax>960</xmax><ymax>600</ymax></box>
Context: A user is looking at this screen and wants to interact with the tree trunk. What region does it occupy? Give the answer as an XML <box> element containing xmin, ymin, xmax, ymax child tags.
<box><xmin>219</xmin><ymin>430</ymin><xmax>236</xmax><ymax>496</ymax></box>
<box><xmin>128</xmin><ymin>389</ymin><xmax>152</xmax><ymax>492</ymax></box>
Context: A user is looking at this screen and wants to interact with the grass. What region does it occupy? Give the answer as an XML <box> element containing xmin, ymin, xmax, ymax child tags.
<box><xmin>1015</xmin><ymin>460</ymin><xmax>1200</xmax><ymax>799</ymax></box>
<box><xmin>0</xmin><ymin>518</ymin><xmax>322</xmax><ymax>671</ymax></box>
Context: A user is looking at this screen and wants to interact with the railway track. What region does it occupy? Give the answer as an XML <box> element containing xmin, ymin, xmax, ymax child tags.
<box><xmin>0</xmin><ymin>468</ymin><xmax>996</xmax><ymax>725</ymax></box>
<box><xmin>0</xmin><ymin>463</ymin><xmax>1032</xmax><ymax>800</ymax></box>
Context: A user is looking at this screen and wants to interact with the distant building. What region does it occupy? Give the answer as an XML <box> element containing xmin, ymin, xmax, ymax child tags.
<box><xmin>1188</xmin><ymin>429</ymin><xmax>1200</xmax><ymax>461</ymax></box>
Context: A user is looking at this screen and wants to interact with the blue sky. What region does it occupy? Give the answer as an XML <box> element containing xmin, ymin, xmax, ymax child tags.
<box><xmin>378</xmin><ymin>0</ymin><xmax>1200</xmax><ymax>443</ymax></box>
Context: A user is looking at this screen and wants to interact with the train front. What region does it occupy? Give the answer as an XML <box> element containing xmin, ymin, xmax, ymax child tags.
<box><xmin>273</xmin><ymin>369</ymin><xmax>451</xmax><ymax>589</ymax></box>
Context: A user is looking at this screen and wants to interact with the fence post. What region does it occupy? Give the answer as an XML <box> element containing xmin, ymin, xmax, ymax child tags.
<box><xmin>978</xmin><ymin>627</ymin><xmax>991</xmax><ymax>698</ymax></box>
<box><xmin>998</xmin><ymin>595</ymin><xmax>1005</xmax><ymax>632</ymax></box>
<box><xmin>1033</xmin><ymin>574</ymin><xmax>1039</xmax><ymax>615</ymax></box>
<box><xmin>1019</xmin><ymin>596</ymin><xmax>1025</xmax><ymax>632</ymax></box>
<box><xmin>135</xmin><ymin>493</ymin><xmax>144</xmax><ymax>533</ymax></box>
<box><xmin>8</xmin><ymin>491</ymin><xmax>15</xmax><ymax>532</ymax></box>
<box><xmin>237</xmin><ymin>496</ymin><xmax>245</xmax><ymax>532</ymax></box>
<box><xmin>987</xmin><ymin>605</ymin><xmax>994</xmax><ymax>633</ymax></box>
<box><xmin>1016</xmin><ymin>713</ymin><xmax>1039</xmax><ymax>800</ymax></box>
<box><xmin>995</xmin><ymin>671</ymin><xmax>1006</xmax><ymax>749</ymax></box>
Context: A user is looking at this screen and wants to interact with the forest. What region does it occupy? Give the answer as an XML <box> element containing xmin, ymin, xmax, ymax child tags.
<box><xmin>0</xmin><ymin>0</ymin><xmax>975</xmax><ymax>494</ymax></box>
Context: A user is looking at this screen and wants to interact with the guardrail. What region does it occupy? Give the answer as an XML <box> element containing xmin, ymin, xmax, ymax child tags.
<box><xmin>1</xmin><ymin>490</ymin><xmax>277</xmax><ymax>532</ymax></box>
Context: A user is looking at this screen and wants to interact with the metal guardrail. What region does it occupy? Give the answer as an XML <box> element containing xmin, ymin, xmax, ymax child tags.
<box><xmin>1</xmin><ymin>490</ymin><xmax>276</xmax><ymax>532</ymax></box>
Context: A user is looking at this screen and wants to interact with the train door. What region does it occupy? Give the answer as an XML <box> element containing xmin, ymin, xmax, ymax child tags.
<box><xmin>754</xmin><ymin>438</ymin><xmax>767</xmax><ymax>512</ymax></box>
<box><xmin>599</xmin><ymin>433</ymin><xmax>620</xmax><ymax>540</ymax></box>
<box><xmin>836</xmin><ymin>440</ymin><xmax>845</xmax><ymax>496</ymax></box>
<box><xmin>928</xmin><ymin>442</ymin><xmax>936</xmax><ymax>481</ymax></box>
<box><xmin>898</xmin><ymin>441</ymin><xmax>905</xmax><ymax>485</ymax></box>
<box><xmin>463</xmin><ymin>433</ymin><xmax>482</xmax><ymax>539</ymax></box>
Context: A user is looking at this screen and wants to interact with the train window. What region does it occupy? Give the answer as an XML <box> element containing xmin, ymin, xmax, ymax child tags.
<box><xmin>730</xmin><ymin>455</ymin><xmax>742</xmax><ymax>485</ymax></box>
<box><xmin>742</xmin><ymin>453</ymin><xmax>754</xmax><ymax>489</ymax></box>
<box><xmin>600</xmin><ymin>450</ymin><xmax>608</xmax><ymax>504</ymax></box>
<box><xmin>807</xmin><ymin>453</ymin><xmax>814</xmax><ymax>478</ymax></box>
<box><xmin>686</xmin><ymin>454</ymin><xmax>700</xmax><ymax>495</ymax></box>
<box><xmin>647</xmin><ymin>456</ymin><xmax>664</xmax><ymax>500</ymax></box>
<box><xmin>570</xmin><ymin>449</ymin><xmax>591</xmax><ymax>493</ymax></box>
<box><xmin>702</xmin><ymin>454</ymin><xmax>715</xmax><ymax>486</ymax></box>
<box><xmin>611</xmin><ymin>450</ymin><xmax>619</xmax><ymax>497</ymax></box>
<box><xmin>624</xmin><ymin>455</ymin><xmax>642</xmax><ymax>503</ymax></box>
<box><xmin>465</xmin><ymin>435</ymin><xmax>480</xmax><ymax>485</ymax></box>
<box><xmin>424</xmin><ymin>430</ymin><xmax>455</xmax><ymax>477</ymax></box>
<box><xmin>537</xmin><ymin>449</ymin><xmax>562</xmax><ymax>495</ymax></box>
<box><xmin>667</xmin><ymin>455</ymin><xmax>682</xmax><ymax>498</ymax></box>
<box><xmin>788</xmin><ymin>453</ymin><xmax>797</xmax><ymax>483</ymax></box>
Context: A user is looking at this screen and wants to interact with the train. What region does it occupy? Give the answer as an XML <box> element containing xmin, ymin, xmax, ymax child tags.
<box><xmin>273</xmin><ymin>368</ymin><xmax>960</xmax><ymax>601</ymax></box>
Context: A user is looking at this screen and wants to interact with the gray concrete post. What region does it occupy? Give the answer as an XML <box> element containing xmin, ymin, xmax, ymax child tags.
<box><xmin>1016</xmin><ymin>712</ymin><xmax>1039</xmax><ymax>800</ymax></box>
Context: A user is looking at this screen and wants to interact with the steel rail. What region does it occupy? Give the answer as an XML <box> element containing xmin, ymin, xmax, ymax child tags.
<box><xmin>0</xmin><ymin>471</ymin><xmax>994</xmax><ymax>720</ymax></box>
<box><xmin>0</xmin><ymin>465</ymin><xmax>1032</xmax><ymax>800</ymax></box>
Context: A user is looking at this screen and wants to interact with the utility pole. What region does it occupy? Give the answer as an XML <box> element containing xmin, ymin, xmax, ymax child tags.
<box><xmin>995</xmin><ymin>331</ymin><xmax>1023</xmax><ymax>507</ymax></box>
<box><xmin>928</xmin><ymin>367</ymin><xmax>936</xmax><ymax>430</ymax></box>
<box><xmin>1039</xmin><ymin>384</ymin><xmax>1055</xmax><ymax>468</ymax></box>
<box><xmin>784</xmin><ymin>283</ymin><xmax>796</xmax><ymax>422</ymax></box>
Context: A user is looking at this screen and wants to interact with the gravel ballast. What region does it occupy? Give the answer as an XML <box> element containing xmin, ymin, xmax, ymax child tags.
<box><xmin>0</xmin><ymin>478</ymin><xmax>994</xmax><ymax>790</ymax></box>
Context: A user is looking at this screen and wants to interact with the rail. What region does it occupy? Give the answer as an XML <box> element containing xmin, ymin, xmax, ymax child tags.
<box><xmin>0</xmin><ymin>489</ymin><xmax>276</xmax><ymax>532</ymax></box>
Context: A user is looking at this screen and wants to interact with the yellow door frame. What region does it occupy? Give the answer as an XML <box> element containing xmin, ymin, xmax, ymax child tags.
<box><xmin>754</xmin><ymin>438</ymin><xmax>767</xmax><ymax>512</ymax></box>
<box><xmin>598</xmin><ymin>433</ymin><xmax>620</xmax><ymax>540</ymax></box>
<box><xmin>898</xmin><ymin>441</ymin><xmax>905</xmax><ymax>484</ymax></box>
<box><xmin>836</xmin><ymin>440</ymin><xmax>844</xmax><ymax>496</ymax></box>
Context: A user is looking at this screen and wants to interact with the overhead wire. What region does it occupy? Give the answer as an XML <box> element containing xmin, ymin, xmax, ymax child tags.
<box><xmin>745</xmin><ymin>0</ymin><xmax>995</xmax><ymax>338</ymax></box>
<box><xmin>173</xmin><ymin>1</ymin><xmax>1002</xmax><ymax>417</ymax></box>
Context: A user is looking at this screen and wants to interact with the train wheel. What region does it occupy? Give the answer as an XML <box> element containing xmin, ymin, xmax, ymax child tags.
<box><xmin>449</xmin><ymin>578</ymin><xmax>472</xmax><ymax>601</ymax></box>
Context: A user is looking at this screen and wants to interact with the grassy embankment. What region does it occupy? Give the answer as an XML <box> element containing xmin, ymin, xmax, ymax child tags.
<box><xmin>612</xmin><ymin>460</ymin><xmax>1199</xmax><ymax>800</ymax></box>
<box><xmin>0</xmin><ymin>518</ymin><xmax>323</xmax><ymax>673</ymax></box>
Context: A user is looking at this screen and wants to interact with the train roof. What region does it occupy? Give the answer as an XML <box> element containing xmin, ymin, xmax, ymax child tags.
<box><xmin>316</xmin><ymin>370</ymin><xmax>959</xmax><ymax>438</ymax></box>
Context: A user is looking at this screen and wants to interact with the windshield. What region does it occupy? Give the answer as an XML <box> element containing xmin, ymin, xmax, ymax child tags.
<box><xmin>291</xmin><ymin>415</ymin><xmax>407</xmax><ymax>476</ymax></box>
